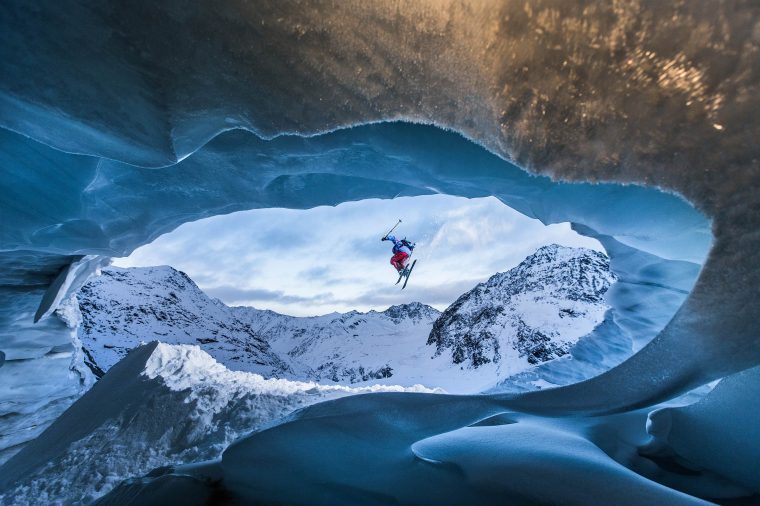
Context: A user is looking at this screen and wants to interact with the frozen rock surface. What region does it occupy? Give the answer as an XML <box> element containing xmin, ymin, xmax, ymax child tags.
<box><xmin>0</xmin><ymin>1</ymin><xmax>758</xmax><ymax>504</ymax></box>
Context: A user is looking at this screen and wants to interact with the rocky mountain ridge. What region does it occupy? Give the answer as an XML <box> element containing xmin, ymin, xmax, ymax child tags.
<box><xmin>428</xmin><ymin>244</ymin><xmax>615</xmax><ymax>370</ymax></box>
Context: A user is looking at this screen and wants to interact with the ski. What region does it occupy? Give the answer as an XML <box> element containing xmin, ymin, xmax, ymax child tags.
<box><xmin>395</xmin><ymin>263</ymin><xmax>410</xmax><ymax>285</ymax></box>
<box><xmin>401</xmin><ymin>260</ymin><xmax>417</xmax><ymax>289</ymax></box>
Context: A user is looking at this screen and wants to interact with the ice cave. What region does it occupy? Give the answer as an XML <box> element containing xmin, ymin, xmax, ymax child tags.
<box><xmin>0</xmin><ymin>1</ymin><xmax>758</xmax><ymax>505</ymax></box>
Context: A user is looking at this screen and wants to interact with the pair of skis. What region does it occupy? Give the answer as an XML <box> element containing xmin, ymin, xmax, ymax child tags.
<box><xmin>395</xmin><ymin>259</ymin><xmax>417</xmax><ymax>289</ymax></box>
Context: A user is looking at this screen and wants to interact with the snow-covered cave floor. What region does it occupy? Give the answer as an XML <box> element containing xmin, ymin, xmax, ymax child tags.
<box><xmin>2</xmin><ymin>341</ymin><xmax>758</xmax><ymax>505</ymax></box>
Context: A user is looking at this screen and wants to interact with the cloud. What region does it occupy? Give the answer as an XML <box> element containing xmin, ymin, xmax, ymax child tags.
<box><xmin>206</xmin><ymin>285</ymin><xmax>337</xmax><ymax>306</ymax></box>
<box><xmin>298</xmin><ymin>266</ymin><xmax>331</xmax><ymax>281</ymax></box>
<box><xmin>346</xmin><ymin>279</ymin><xmax>482</xmax><ymax>309</ymax></box>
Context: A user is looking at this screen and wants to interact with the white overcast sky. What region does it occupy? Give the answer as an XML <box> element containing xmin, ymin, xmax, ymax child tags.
<box><xmin>114</xmin><ymin>195</ymin><xmax>602</xmax><ymax>316</ymax></box>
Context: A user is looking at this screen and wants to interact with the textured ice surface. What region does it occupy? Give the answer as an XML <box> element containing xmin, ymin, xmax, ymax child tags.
<box><xmin>0</xmin><ymin>1</ymin><xmax>758</xmax><ymax>503</ymax></box>
<box><xmin>644</xmin><ymin>366</ymin><xmax>760</xmax><ymax>497</ymax></box>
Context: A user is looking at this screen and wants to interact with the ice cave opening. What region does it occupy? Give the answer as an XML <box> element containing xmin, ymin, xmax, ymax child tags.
<box><xmin>2</xmin><ymin>121</ymin><xmax>735</xmax><ymax>505</ymax></box>
<box><xmin>0</xmin><ymin>120</ymin><xmax>714</xmax><ymax>422</ymax></box>
<box><xmin>2</xmin><ymin>1</ymin><xmax>760</xmax><ymax>501</ymax></box>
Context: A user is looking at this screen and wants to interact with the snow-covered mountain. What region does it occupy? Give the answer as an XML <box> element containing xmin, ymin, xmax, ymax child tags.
<box><xmin>0</xmin><ymin>342</ymin><xmax>438</xmax><ymax>505</ymax></box>
<box><xmin>238</xmin><ymin>302</ymin><xmax>445</xmax><ymax>386</ymax></box>
<box><xmin>78</xmin><ymin>267</ymin><xmax>447</xmax><ymax>384</ymax></box>
<box><xmin>77</xmin><ymin>245</ymin><xmax>614</xmax><ymax>393</ymax></box>
<box><xmin>77</xmin><ymin>266</ymin><xmax>290</xmax><ymax>377</ymax></box>
<box><xmin>428</xmin><ymin>244</ymin><xmax>616</xmax><ymax>372</ymax></box>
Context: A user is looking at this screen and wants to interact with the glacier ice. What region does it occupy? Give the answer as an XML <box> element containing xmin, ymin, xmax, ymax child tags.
<box><xmin>218</xmin><ymin>388</ymin><xmax>711</xmax><ymax>505</ymax></box>
<box><xmin>0</xmin><ymin>0</ymin><xmax>758</xmax><ymax>503</ymax></box>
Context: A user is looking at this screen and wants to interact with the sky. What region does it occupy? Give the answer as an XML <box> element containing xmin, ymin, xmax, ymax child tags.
<box><xmin>114</xmin><ymin>195</ymin><xmax>603</xmax><ymax>316</ymax></box>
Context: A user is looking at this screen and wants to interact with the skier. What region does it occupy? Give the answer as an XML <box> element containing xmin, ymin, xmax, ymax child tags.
<box><xmin>381</xmin><ymin>234</ymin><xmax>414</xmax><ymax>274</ymax></box>
<box><xmin>380</xmin><ymin>219</ymin><xmax>417</xmax><ymax>288</ymax></box>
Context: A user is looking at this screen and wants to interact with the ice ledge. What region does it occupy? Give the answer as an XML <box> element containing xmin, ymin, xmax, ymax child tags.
<box><xmin>34</xmin><ymin>255</ymin><xmax>111</xmax><ymax>322</ymax></box>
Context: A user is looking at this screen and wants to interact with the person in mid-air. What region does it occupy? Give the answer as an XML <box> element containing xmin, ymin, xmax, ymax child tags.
<box><xmin>382</xmin><ymin>234</ymin><xmax>415</xmax><ymax>274</ymax></box>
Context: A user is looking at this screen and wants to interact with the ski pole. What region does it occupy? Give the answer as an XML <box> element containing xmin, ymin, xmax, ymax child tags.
<box><xmin>382</xmin><ymin>219</ymin><xmax>402</xmax><ymax>239</ymax></box>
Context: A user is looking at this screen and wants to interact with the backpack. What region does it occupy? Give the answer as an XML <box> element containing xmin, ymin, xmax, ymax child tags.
<box><xmin>400</xmin><ymin>238</ymin><xmax>415</xmax><ymax>251</ymax></box>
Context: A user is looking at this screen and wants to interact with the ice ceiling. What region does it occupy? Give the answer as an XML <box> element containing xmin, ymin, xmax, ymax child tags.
<box><xmin>0</xmin><ymin>0</ymin><xmax>758</xmax><ymax>495</ymax></box>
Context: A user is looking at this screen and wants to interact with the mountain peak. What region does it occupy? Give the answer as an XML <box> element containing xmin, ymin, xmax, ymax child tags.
<box><xmin>427</xmin><ymin>245</ymin><xmax>615</xmax><ymax>371</ymax></box>
<box><xmin>80</xmin><ymin>245</ymin><xmax>613</xmax><ymax>391</ymax></box>
<box><xmin>382</xmin><ymin>302</ymin><xmax>440</xmax><ymax>322</ymax></box>
<box><xmin>77</xmin><ymin>265</ymin><xmax>288</xmax><ymax>376</ymax></box>
<box><xmin>519</xmin><ymin>244</ymin><xmax>604</xmax><ymax>268</ymax></box>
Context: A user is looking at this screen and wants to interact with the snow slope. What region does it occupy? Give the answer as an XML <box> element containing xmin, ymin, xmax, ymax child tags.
<box><xmin>77</xmin><ymin>245</ymin><xmax>613</xmax><ymax>393</ymax></box>
<box><xmin>0</xmin><ymin>342</ymin><xmax>438</xmax><ymax>505</ymax></box>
